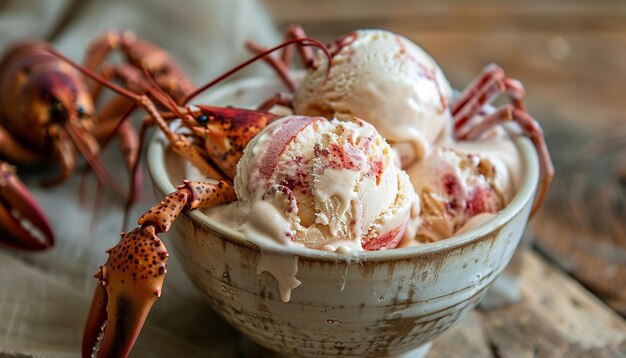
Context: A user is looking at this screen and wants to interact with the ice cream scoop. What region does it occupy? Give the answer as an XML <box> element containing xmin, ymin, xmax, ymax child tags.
<box><xmin>293</xmin><ymin>29</ymin><xmax>453</xmax><ymax>166</ymax></box>
<box><xmin>406</xmin><ymin>139</ymin><xmax>518</xmax><ymax>243</ymax></box>
<box><xmin>234</xmin><ymin>115</ymin><xmax>415</xmax><ymax>252</ymax></box>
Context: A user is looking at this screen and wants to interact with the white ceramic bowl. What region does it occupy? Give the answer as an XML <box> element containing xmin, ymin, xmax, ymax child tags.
<box><xmin>147</xmin><ymin>77</ymin><xmax>539</xmax><ymax>357</ymax></box>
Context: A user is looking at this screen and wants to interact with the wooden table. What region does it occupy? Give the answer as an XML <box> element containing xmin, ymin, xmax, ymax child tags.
<box><xmin>261</xmin><ymin>0</ymin><xmax>626</xmax><ymax>356</ymax></box>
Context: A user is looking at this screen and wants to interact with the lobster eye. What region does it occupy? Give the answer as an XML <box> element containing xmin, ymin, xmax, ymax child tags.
<box><xmin>196</xmin><ymin>114</ymin><xmax>208</xmax><ymax>125</ymax></box>
<box><xmin>49</xmin><ymin>100</ymin><xmax>63</xmax><ymax>119</ymax></box>
<box><xmin>77</xmin><ymin>105</ymin><xmax>85</xmax><ymax>117</ymax></box>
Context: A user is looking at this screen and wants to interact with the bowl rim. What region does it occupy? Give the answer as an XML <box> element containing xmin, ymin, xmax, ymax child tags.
<box><xmin>147</xmin><ymin>76</ymin><xmax>540</xmax><ymax>262</ymax></box>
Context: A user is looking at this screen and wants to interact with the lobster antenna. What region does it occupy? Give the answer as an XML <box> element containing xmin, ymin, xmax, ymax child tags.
<box><xmin>182</xmin><ymin>37</ymin><xmax>332</xmax><ymax>105</ymax></box>
<box><xmin>141</xmin><ymin>68</ymin><xmax>185</xmax><ymax>120</ymax></box>
<box><xmin>118</xmin><ymin>68</ymin><xmax>185</xmax><ymax>229</ymax></box>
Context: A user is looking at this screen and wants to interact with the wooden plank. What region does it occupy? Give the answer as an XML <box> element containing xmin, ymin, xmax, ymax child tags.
<box><xmin>531</xmin><ymin>119</ymin><xmax>626</xmax><ymax>317</ymax></box>
<box><xmin>482</xmin><ymin>252</ymin><xmax>626</xmax><ymax>356</ymax></box>
<box><xmin>428</xmin><ymin>251</ymin><xmax>626</xmax><ymax>357</ymax></box>
<box><xmin>427</xmin><ymin>311</ymin><xmax>492</xmax><ymax>357</ymax></box>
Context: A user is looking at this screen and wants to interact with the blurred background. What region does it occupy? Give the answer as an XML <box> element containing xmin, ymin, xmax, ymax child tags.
<box><xmin>0</xmin><ymin>0</ymin><xmax>624</xmax><ymax>356</ymax></box>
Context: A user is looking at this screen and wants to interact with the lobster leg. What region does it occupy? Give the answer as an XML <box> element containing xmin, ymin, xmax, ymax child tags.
<box><xmin>452</xmin><ymin>64</ymin><xmax>526</xmax><ymax>131</ymax></box>
<box><xmin>97</xmin><ymin>62</ymin><xmax>190</xmax><ymax>117</ymax></box>
<box><xmin>93</xmin><ymin>116</ymin><xmax>142</xmax><ymax>204</ymax></box>
<box><xmin>93</xmin><ymin>117</ymin><xmax>139</xmax><ymax>173</ymax></box>
<box><xmin>88</xmin><ymin>62</ymin><xmax>186</xmax><ymax>209</ymax></box>
<box><xmin>89</xmin><ymin>58</ymin><xmax>188</xmax><ymax>123</ymax></box>
<box><xmin>90</xmin><ymin>65</ymin><xmax>141</xmax><ymax>119</ymax></box>
<box><xmin>0</xmin><ymin>161</ymin><xmax>54</xmax><ymax>250</ymax></box>
<box><xmin>285</xmin><ymin>25</ymin><xmax>317</xmax><ymax>68</ymax></box>
<box><xmin>451</xmin><ymin>64</ymin><xmax>553</xmax><ymax>216</ymax></box>
<box><xmin>83</xmin><ymin>31</ymin><xmax>122</xmax><ymax>102</ymax></box>
<box><xmin>0</xmin><ymin>126</ymin><xmax>41</xmax><ymax>164</ymax></box>
<box><xmin>83</xmin><ymin>180</ymin><xmax>236</xmax><ymax>358</ymax></box>
<box><xmin>84</xmin><ymin>30</ymin><xmax>194</xmax><ymax>104</ymax></box>
<box><xmin>257</xmin><ymin>92</ymin><xmax>294</xmax><ymax>111</ymax></box>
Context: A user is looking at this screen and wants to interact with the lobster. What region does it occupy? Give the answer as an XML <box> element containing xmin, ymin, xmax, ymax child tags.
<box><xmin>0</xmin><ymin>31</ymin><xmax>204</xmax><ymax>251</ymax></box>
<box><xmin>0</xmin><ymin>40</ymin><xmax>121</xmax><ymax>250</ymax></box>
<box><xmin>44</xmin><ymin>37</ymin><xmax>331</xmax><ymax>357</ymax></box>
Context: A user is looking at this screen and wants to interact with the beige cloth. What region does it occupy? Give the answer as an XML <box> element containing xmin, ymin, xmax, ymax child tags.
<box><xmin>0</xmin><ymin>1</ymin><xmax>279</xmax><ymax>356</ymax></box>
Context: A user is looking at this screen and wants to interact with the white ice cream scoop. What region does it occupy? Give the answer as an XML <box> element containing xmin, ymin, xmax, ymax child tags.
<box><xmin>293</xmin><ymin>29</ymin><xmax>453</xmax><ymax>166</ymax></box>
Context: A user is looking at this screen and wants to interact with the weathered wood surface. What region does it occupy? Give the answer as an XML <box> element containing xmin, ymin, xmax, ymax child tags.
<box><xmin>429</xmin><ymin>252</ymin><xmax>626</xmax><ymax>358</ymax></box>
<box><xmin>532</xmin><ymin>120</ymin><xmax>626</xmax><ymax>317</ymax></box>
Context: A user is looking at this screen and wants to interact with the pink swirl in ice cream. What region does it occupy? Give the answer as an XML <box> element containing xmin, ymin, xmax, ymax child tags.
<box><xmin>235</xmin><ymin>115</ymin><xmax>415</xmax><ymax>252</ymax></box>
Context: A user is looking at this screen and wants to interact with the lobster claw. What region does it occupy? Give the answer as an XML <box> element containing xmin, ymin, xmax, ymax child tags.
<box><xmin>0</xmin><ymin>162</ymin><xmax>54</xmax><ymax>250</ymax></box>
<box><xmin>83</xmin><ymin>226</ymin><xmax>169</xmax><ymax>358</ymax></box>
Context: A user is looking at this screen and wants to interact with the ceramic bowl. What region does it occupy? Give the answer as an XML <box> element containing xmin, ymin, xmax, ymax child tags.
<box><xmin>146</xmin><ymin>77</ymin><xmax>539</xmax><ymax>357</ymax></box>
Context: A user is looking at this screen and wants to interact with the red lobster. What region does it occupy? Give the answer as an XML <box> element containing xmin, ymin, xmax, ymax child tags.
<box><xmin>0</xmin><ymin>31</ymin><xmax>203</xmax><ymax>251</ymax></box>
<box><xmin>0</xmin><ymin>40</ymin><xmax>124</xmax><ymax>250</ymax></box>
<box><xmin>45</xmin><ymin>37</ymin><xmax>331</xmax><ymax>357</ymax></box>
